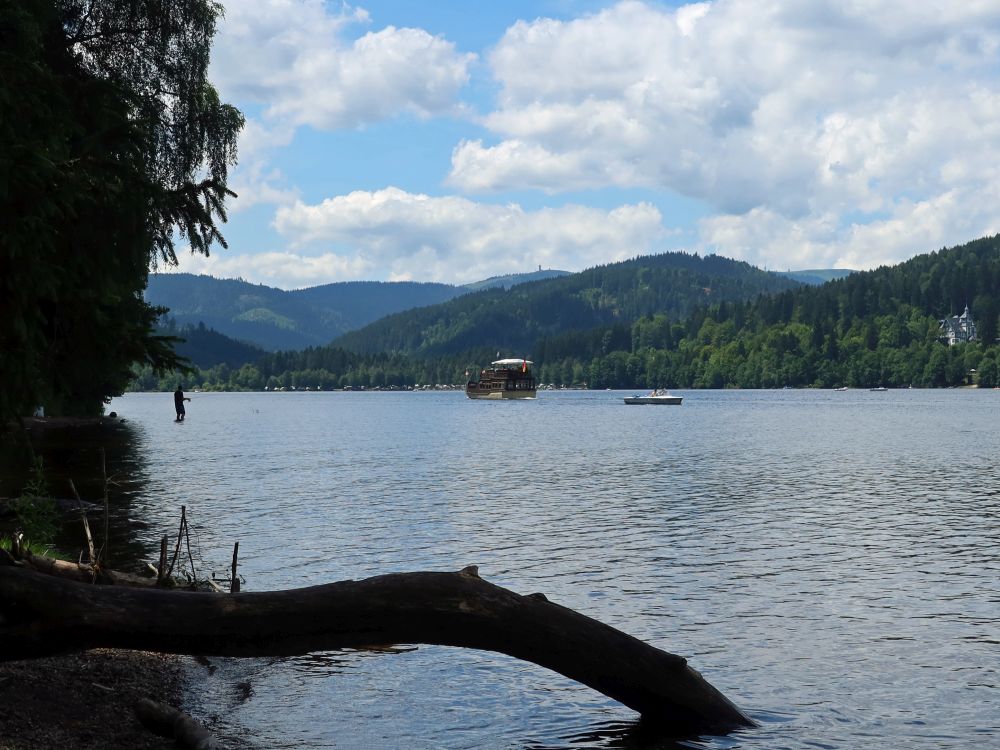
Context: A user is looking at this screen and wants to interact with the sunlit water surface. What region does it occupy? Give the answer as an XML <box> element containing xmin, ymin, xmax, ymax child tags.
<box><xmin>94</xmin><ymin>390</ymin><xmax>998</xmax><ymax>749</ymax></box>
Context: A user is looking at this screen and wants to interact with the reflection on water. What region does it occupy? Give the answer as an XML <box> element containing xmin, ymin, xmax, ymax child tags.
<box><xmin>9</xmin><ymin>389</ymin><xmax>998</xmax><ymax>749</ymax></box>
<box><xmin>0</xmin><ymin>420</ymin><xmax>161</xmax><ymax>568</ymax></box>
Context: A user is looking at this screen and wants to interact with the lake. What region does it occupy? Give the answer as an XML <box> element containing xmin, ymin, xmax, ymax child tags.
<box><xmin>31</xmin><ymin>390</ymin><xmax>1000</xmax><ymax>748</ymax></box>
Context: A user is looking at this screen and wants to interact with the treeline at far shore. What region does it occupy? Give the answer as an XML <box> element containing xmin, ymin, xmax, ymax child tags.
<box><xmin>123</xmin><ymin>235</ymin><xmax>1000</xmax><ymax>398</ymax></box>
<box><xmin>128</xmin><ymin>332</ymin><xmax>1000</xmax><ymax>393</ymax></box>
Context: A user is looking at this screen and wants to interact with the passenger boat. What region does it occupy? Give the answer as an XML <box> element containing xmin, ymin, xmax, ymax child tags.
<box><xmin>466</xmin><ymin>359</ymin><xmax>536</xmax><ymax>399</ymax></box>
<box><xmin>624</xmin><ymin>389</ymin><xmax>682</xmax><ymax>405</ymax></box>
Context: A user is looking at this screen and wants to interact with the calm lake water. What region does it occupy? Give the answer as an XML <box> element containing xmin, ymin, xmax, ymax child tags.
<box><xmin>33</xmin><ymin>390</ymin><xmax>1000</xmax><ymax>748</ymax></box>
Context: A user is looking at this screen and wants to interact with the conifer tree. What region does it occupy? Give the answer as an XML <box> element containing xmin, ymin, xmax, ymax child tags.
<box><xmin>0</xmin><ymin>0</ymin><xmax>243</xmax><ymax>417</ymax></box>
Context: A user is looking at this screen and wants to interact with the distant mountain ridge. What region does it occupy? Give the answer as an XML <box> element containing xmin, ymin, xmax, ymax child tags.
<box><xmin>137</xmin><ymin>236</ymin><xmax>1000</xmax><ymax>391</ymax></box>
<box><xmin>331</xmin><ymin>252</ymin><xmax>804</xmax><ymax>358</ymax></box>
<box><xmin>463</xmin><ymin>268</ymin><xmax>571</xmax><ymax>291</ymax></box>
<box><xmin>147</xmin><ymin>262</ymin><xmax>843</xmax><ymax>356</ymax></box>
<box><xmin>146</xmin><ymin>269</ymin><xmax>575</xmax><ymax>351</ymax></box>
<box><xmin>146</xmin><ymin>275</ymin><xmax>464</xmax><ymax>350</ymax></box>
<box><xmin>777</xmin><ymin>269</ymin><xmax>854</xmax><ymax>285</ymax></box>
<box><xmin>161</xmin><ymin>320</ymin><xmax>266</xmax><ymax>369</ymax></box>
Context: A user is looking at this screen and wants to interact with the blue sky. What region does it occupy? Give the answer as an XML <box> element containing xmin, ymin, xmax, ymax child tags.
<box><xmin>169</xmin><ymin>0</ymin><xmax>1000</xmax><ymax>288</ymax></box>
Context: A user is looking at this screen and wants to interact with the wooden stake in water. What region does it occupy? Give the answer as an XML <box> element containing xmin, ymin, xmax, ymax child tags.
<box><xmin>68</xmin><ymin>479</ymin><xmax>95</xmax><ymax>565</ymax></box>
<box><xmin>230</xmin><ymin>542</ymin><xmax>240</xmax><ymax>593</ymax></box>
<box><xmin>100</xmin><ymin>447</ymin><xmax>109</xmax><ymax>567</ymax></box>
<box><xmin>157</xmin><ymin>536</ymin><xmax>168</xmax><ymax>585</ymax></box>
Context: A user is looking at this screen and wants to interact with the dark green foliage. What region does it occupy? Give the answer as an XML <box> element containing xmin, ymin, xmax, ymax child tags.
<box><xmin>6</xmin><ymin>458</ymin><xmax>58</xmax><ymax>548</ymax></box>
<box><xmin>163</xmin><ymin>236</ymin><xmax>1000</xmax><ymax>392</ymax></box>
<box><xmin>462</xmin><ymin>268</ymin><xmax>571</xmax><ymax>292</ymax></box>
<box><xmin>334</xmin><ymin>252</ymin><xmax>801</xmax><ymax>357</ymax></box>
<box><xmin>145</xmin><ymin>275</ymin><xmax>466</xmax><ymax>350</ymax></box>
<box><xmin>777</xmin><ymin>269</ymin><xmax>855</xmax><ymax>285</ymax></box>
<box><xmin>547</xmin><ymin>235</ymin><xmax>1000</xmax><ymax>389</ymax></box>
<box><xmin>0</xmin><ymin>0</ymin><xmax>241</xmax><ymax>418</ymax></box>
<box><xmin>57</xmin><ymin>0</ymin><xmax>242</xmax><ymax>264</ymax></box>
<box><xmin>293</xmin><ymin>280</ymin><xmax>467</xmax><ymax>334</ymax></box>
<box><xmin>159</xmin><ymin>320</ymin><xmax>265</xmax><ymax>369</ymax></box>
<box><xmin>130</xmin><ymin>346</ymin><xmax>441</xmax><ymax>392</ymax></box>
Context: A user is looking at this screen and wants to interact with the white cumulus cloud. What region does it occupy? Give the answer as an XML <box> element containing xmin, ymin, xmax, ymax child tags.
<box><xmin>207</xmin><ymin>1</ymin><xmax>477</xmax><ymax>215</ymax></box>
<box><xmin>211</xmin><ymin>1</ymin><xmax>475</xmax><ymax>130</ymax></box>
<box><xmin>449</xmin><ymin>0</ymin><xmax>1000</xmax><ymax>270</ymax></box>
<box><xmin>165</xmin><ymin>250</ymin><xmax>373</xmax><ymax>290</ymax></box>
<box><xmin>272</xmin><ymin>187</ymin><xmax>668</xmax><ymax>284</ymax></box>
<box><xmin>700</xmin><ymin>180</ymin><xmax>1000</xmax><ymax>272</ymax></box>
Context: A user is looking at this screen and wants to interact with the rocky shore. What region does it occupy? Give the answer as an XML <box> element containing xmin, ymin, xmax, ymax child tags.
<box><xmin>0</xmin><ymin>649</ymin><xmax>184</xmax><ymax>749</ymax></box>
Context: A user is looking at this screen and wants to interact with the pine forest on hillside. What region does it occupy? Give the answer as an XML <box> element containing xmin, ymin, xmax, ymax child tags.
<box><xmin>132</xmin><ymin>237</ymin><xmax>1000</xmax><ymax>392</ymax></box>
<box><xmin>332</xmin><ymin>252</ymin><xmax>800</xmax><ymax>357</ymax></box>
<box><xmin>145</xmin><ymin>275</ymin><xmax>465</xmax><ymax>350</ymax></box>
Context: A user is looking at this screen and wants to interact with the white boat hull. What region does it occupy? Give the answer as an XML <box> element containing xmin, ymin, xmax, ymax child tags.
<box><xmin>624</xmin><ymin>396</ymin><xmax>682</xmax><ymax>405</ymax></box>
<box><xmin>467</xmin><ymin>389</ymin><xmax>537</xmax><ymax>400</ymax></box>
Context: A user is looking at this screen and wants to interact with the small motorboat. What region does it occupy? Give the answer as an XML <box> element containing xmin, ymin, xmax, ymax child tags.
<box><xmin>624</xmin><ymin>389</ymin><xmax>683</xmax><ymax>405</ymax></box>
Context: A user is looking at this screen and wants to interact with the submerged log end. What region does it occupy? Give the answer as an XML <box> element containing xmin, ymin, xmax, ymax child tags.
<box><xmin>134</xmin><ymin>698</ymin><xmax>221</xmax><ymax>750</ymax></box>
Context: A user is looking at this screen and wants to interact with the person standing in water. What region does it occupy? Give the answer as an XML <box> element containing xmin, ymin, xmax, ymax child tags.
<box><xmin>174</xmin><ymin>386</ymin><xmax>191</xmax><ymax>421</ymax></box>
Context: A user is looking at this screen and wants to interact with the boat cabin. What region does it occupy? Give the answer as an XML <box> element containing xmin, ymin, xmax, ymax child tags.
<box><xmin>466</xmin><ymin>359</ymin><xmax>536</xmax><ymax>399</ymax></box>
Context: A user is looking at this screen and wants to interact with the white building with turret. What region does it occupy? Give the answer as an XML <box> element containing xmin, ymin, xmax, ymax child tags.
<box><xmin>939</xmin><ymin>305</ymin><xmax>977</xmax><ymax>345</ymax></box>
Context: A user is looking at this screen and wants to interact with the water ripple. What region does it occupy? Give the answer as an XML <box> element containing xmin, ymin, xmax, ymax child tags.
<box><xmin>104</xmin><ymin>390</ymin><xmax>1000</xmax><ymax>750</ymax></box>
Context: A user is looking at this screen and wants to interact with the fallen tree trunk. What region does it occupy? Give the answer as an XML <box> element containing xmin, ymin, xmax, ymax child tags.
<box><xmin>0</xmin><ymin>560</ymin><xmax>753</xmax><ymax>734</ymax></box>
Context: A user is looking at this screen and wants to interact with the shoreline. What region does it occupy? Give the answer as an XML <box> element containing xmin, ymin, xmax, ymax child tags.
<box><xmin>0</xmin><ymin>649</ymin><xmax>185</xmax><ymax>750</ymax></box>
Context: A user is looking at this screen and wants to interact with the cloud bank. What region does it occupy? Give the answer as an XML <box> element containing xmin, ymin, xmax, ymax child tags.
<box><xmin>166</xmin><ymin>187</ymin><xmax>669</xmax><ymax>289</ymax></box>
<box><xmin>271</xmin><ymin>187</ymin><xmax>666</xmax><ymax>284</ymax></box>
<box><xmin>198</xmin><ymin>1</ymin><xmax>1000</xmax><ymax>285</ymax></box>
<box><xmin>449</xmin><ymin>0</ymin><xmax>1000</xmax><ymax>268</ymax></box>
<box><xmin>212</xmin><ymin>1</ymin><xmax>475</xmax><ymax>130</ymax></box>
<box><xmin>209</xmin><ymin>1</ymin><xmax>477</xmax><ymax>222</ymax></box>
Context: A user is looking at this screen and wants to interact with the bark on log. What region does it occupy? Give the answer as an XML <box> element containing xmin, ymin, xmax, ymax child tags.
<box><xmin>0</xmin><ymin>561</ymin><xmax>753</xmax><ymax>734</ymax></box>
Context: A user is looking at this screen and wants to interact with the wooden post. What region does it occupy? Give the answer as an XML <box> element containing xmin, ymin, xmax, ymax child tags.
<box><xmin>230</xmin><ymin>542</ymin><xmax>240</xmax><ymax>593</ymax></box>
<box><xmin>99</xmin><ymin>447</ymin><xmax>109</xmax><ymax>566</ymax></box>
<box><xmin>184</xmin><ymin>511</ymin><xmax>196</xmax><ymax>583</ymax></box>
<box><xmin>68</xmin><ymin>479</ymin><xmax>96</xmax><ymax>565</ymax></box>
<box><xmin>166</xmin><ymin>506</ymin><xmax>186</xmax><ymax>579</ymax></box>
<box><xmin>157</xmin><ymin>536</ymin><xmax>168</xmax><ymax>585</ymax></box>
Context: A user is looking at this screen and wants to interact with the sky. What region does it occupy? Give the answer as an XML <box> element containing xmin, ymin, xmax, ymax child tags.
<box><xmin>167</xmin><ymin>0</ymin><xmax>1000</xmax><ymax>288</ymax></box>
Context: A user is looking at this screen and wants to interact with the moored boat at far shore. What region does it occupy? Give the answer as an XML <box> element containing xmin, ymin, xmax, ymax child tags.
<box><xmin>466</xmin><ymin>359</ymin><xmax>537</xmax><ymax>399</ymax></box>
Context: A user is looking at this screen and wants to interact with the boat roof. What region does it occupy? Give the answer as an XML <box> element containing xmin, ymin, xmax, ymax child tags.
<box><xmin>491</xmin><ymin>358</ymin><xmax>532</xmax><ymax>366</ymax></box>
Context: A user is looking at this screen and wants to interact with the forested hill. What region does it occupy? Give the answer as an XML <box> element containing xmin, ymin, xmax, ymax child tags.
<box><xmin>159</xmin><ymin>320</ymin><xmax>265</xmax><ymax>369</ymax></box>
<box><xmin>133</xmin><ymin>236</ymin><xmax>1000</xmax><ymax>392</ymax></box>
<box><xmin>332</xmin><ymin>252</ymin><xmax>802</xmax><ymax>357</ymax></box>
<box><xmin>463</xmin><ymin>268</ymin><xmax>571</xmax><ymax>291</ymax></box>
<box><xmin>145</xmin><ymin>274</ymin><xmax>464</xmax><ymax>350</ymax></box>
<box><xmin>777</xmin><ymin>269</ymin><xmax>854</xmax><ymax>285</ymax></box>
<box><xmin>540</xmin><ymin>234</ymin><xmax>1000</xmax><ymax>389</ymax></box>
<box><xmin>145</xmin><ymin>272</ymin><xmax>577</xmax><ymax>351</ymax></box>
